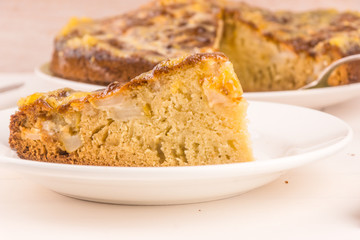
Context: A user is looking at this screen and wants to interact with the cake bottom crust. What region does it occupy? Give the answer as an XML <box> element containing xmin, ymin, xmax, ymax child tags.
<box><xmin>50</xmin><ymin>50</ymin><xmax>157</xmax><ymax>86</ymax></box>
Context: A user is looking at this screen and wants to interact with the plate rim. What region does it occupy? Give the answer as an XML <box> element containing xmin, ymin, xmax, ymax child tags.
<box><xmin>244</xmin><ymin>81</ymin><xmax>360</xmax><ymax>98</ymax></box>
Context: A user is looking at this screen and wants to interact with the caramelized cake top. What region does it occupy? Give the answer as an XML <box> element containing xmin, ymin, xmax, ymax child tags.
<box><xmin>19</xmin><ymin>52</ymin><xmax>242</xmax><ymax>111</ymax></box>
<box><xmin>55</xmin><ymin>0</ymin><xmax>222</xmax><ymax>62</ymax></box>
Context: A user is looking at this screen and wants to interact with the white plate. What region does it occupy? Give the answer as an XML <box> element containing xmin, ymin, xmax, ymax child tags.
<box><xmin>0</xmin><ymin>102</ymin><xmax>352</xmax><ymax>205</ymax></box>
<box><xmin>36</xmin><ymin>62</ymin><xmax>360</xmax><ymax>109</ymax></box>
<box><xmin>35</xmin><ymin>63</ymin><xmax>104</xmax><ymax>91</ymax></box>
<box><xmin>243</xmin><ymin>83</ymin><xmax>360</xmax><ymax>109</ymax></box>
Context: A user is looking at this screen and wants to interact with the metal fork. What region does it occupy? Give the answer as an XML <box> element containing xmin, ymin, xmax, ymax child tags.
<box><xmin>299</xmin><ymin>54</ymin><xmax>360</xmax><ymax>90</ymax></box>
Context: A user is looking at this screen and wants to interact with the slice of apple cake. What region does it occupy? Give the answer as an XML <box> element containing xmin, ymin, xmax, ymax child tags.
<box><xmin>9</xmin><ymin>52</ymin><xmax>253</xmax><ymax>167</ymax></box>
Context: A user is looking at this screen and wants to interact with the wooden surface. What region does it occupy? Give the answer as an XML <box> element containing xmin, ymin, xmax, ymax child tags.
<box><xmin>1</xmin><ymin>0</ymin><xmax>360</xmax><ymax>72</ymax></box>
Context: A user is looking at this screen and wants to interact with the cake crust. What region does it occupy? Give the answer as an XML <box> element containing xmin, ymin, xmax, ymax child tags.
<box><xmin>50</xmin><ymin>50</ymin><xmax>157</xmax><ymax>85</ymax></box>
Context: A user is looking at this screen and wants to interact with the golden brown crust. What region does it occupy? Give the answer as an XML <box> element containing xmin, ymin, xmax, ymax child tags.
<box><xmin>24</xmin><ymin>52</ymin><xmax>230</xmax><ymax>112</ymax></box>
<box><xmin>50</xmin><ymin>50</ymin><xmax>157</xmax><ymax>86</ymax></box>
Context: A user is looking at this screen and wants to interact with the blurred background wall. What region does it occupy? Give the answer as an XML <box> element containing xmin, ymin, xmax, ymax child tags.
<box><xmin>1</xmin><ymin>0</ymin><xmax>359</xmax><ymax>72</ymax></box>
